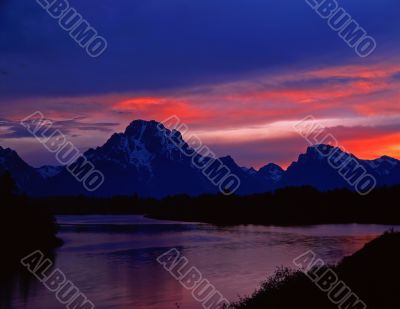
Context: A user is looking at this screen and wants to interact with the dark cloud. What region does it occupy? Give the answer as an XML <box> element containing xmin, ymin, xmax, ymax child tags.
<box><xmin>279</xmin><ymin>77</ymin><xmax>364</xmax><ymax>90</ymax></box>
<box><xmin>0</xmin><ymin>117</ymin><xmax>119</xmax><ymax>139</ymax></box>
<box><xmin>0</xmin><ymin>119</ymin><xmax>42</xmax><ymax>138</ymax></box>
<box><xmin>0</xmin><ymin>0</ymin><xmax>398</xmax><ymax>98</ymax></box>
<box><xmin>390</xmin><ymin>72</ymin><xmax>400</xmax><ymax>81</ymax></box>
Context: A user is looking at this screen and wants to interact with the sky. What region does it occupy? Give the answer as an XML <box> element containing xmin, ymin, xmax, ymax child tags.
<box><xmin>0</xmin><ymin>0</ymin><xmax>399</xmax><ymax>168</ymax></box>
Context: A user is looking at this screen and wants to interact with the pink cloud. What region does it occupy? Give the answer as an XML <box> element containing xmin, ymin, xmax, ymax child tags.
<box><xmin>2</xmin><ymin>59</ymin><xmax>400</xmax><ymax>166</ymax></box>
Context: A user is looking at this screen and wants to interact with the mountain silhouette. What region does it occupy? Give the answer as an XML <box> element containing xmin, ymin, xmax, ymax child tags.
<box><xmin>0</xmin><ymin>120</ymin><xmax>399</xmax><ymax>197</ymax></box>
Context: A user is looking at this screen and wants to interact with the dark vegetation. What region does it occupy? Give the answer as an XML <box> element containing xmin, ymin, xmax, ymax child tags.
<box><xmin>29</xmin><ymin>195</ymin><xmax>153</xmax><ymax>214</ymax></box>
<box><xmin>0</xmin><ymin>172</ymin><xmax>62</xmax><ymax>308</ymax></box>
<box><xmin>28</xmin><ymin>185</ymin><xmax>400</xmax><ymax>225</ymax></box>
<box><xmin>147</xmin><ymin>186</ymin><xmax>400</xmax><ymax>225</ymax></box>
<box><xmin>230</xmin><ymin>231</ymin><xmax>400</xmax><ymax>309</ymax></box>
<box><xmin>0</xmin><ymin>172</ymin><xmax>63</xmax><ymax>263</ymax></box>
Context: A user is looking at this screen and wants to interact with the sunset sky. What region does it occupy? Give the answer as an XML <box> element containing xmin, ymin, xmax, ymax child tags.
<box><xmin>1</xmin><ymin>0</ymin><xmax>399</xmax><ymax>168</ymax></box>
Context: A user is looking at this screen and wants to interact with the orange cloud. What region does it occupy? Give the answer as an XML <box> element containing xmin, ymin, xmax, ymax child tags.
<box><xmin>117</xmin><ymin>97</ymin><xmax>163</xmax><ymax>108</ymax></box>
<box><xmin>342</xmin><ymin>132</ymin><xmax>400</xmax><ymax>160</ymax></box>
<box><xmin>113</xmin><ymin>96</ymin><xmax>212</xmax><ymax>123</ymax></box>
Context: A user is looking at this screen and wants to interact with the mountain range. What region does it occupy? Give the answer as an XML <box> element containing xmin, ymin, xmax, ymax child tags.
<box><xmin>1</xmin><ymin>119</ymin><xmax>399</xmax><ymax>197</ymax></box>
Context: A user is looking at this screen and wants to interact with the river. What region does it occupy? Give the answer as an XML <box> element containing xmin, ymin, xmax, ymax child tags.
<box><xmin>7</xmin><ymin>215</ymin><xmax>399</xmax><ymax>309</ymax></box>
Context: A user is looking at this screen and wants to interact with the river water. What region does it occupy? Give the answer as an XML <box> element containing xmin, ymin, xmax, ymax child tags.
<box><xmin>6</xmin><ymin>215</ymin><xmax>399</xmax><ymax>309</ymax></box>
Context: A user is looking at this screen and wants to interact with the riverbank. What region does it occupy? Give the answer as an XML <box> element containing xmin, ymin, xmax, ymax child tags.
<box><xmin>0</xmin><ymin>198</ymin><xmax>63</xmax><ymax>265</ymax></box>
<box><xmin>230</xmin><ymin>231</ymin><xmax>400</xmax><ymax>308</ymax></box>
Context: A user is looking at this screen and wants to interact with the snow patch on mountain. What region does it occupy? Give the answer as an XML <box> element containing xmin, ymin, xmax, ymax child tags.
<box><xmin>258</xmin><ymin>163</ymin><xmax>284</xmax><ymax>182</ymax></box>
<box><xmin>37</xmin><ymin>165</ymin><xmax>63</xmax><ymax>179</ymax></box>
<box><xmin>363</xmin><ymin>156</ymin><xmax>399</xmax><ymax>176</ymax></box>
<box><xmin>242</xmin><ymin>167</ymin><xmax>257</xmax><ymax>176</ymax></box>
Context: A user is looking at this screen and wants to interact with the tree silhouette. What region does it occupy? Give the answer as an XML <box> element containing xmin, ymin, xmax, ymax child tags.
<box><xmin>0</xmin><ymin>172</ymin><xmax>17</xmax><ymax>205</ymax></box>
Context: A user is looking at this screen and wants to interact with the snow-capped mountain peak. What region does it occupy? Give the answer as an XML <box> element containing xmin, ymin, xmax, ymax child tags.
<box><xmin>84</xmin><ymin>120</ymin><xmax>188</xmax><ymax>173</ymax></box>
<box><xmin>258</xmin><ymin>163</ymin><xmax>284</xmax><ymax>182</ymax></box>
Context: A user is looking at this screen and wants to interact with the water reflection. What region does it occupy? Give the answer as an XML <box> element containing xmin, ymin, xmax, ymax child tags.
<box><xmin>4</xmin><ymin>216</ymin><xmax>399</xmax><ymax>309</ymax></box>
<box><xmin>0</xmin><ymin>250</ymin><xmax>57</xmax><ymax>309</ymax></box>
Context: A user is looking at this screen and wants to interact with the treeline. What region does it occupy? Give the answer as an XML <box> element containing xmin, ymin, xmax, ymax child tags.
<box><xmin>29</xmin><ymin>195</ymin><xmax>155</xmax><ymax>214</ymax></box>
<box><xmin>147</xmin><ymin>186</ymin><xmax>400</xmax><ymax>225</ymax></box>
<box><xmin>0</xmin><ymin>173</ymin><xmax>63</xmax><ymax>263</ymax></box>
<box><xmin>26</xmin><ymin>185</ymin><xmax>400</xmax><ymax>225</ymax></box>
